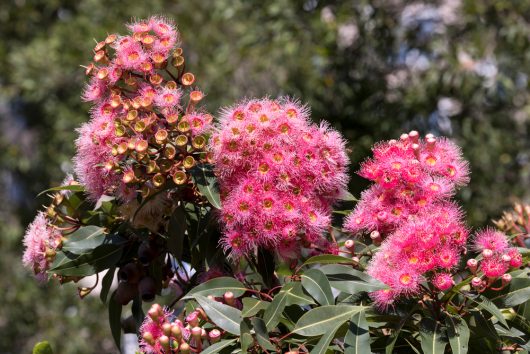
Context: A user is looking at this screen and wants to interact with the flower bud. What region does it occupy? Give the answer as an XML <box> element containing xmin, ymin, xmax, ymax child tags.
<box><xmin>208</xmin><ymin>329</ymin><xmax>221</xmax><ymax>343</ymax></box>
<box><xmin>502</xmin><ymin>254</ymin><xmax>511</xmax><ymax>263</ymax></box>
<box><xmin>471</xmin><ymin>277</ymin><xmax>483</xmax><ymax>288</ymax></box>
<box><xmin>186</xmin><ymin>311</ymin><xmax>199</xmax><ymax>327</ymax></box>
<box><xmin>191</xmin><ymin>327</ymin><xmax>202</xmax><ymax>341</ymax></box>
<box><xmin>115</xmin><ymin>282</ymin><xmax>138</xmax><ymax>305</ymax></box>
<box><xmin>179</xmin><ymin>342</ymin><xmax>190</xmax><ymax>354</ymax></box>
<box><xmin>344</xmin><ymin>239</ymin><xmax>355</xmax><ymax>251</ymax></box>
<box><xmin>501</xmin><ymin>273</ymin><xmax>512</xmax><ymax>285</ymax></box>
<box><xmin>370</xmin><ymin>231</ymin><xmax>382</xmax><ymax>245</ymax></box>
<box><xmin>162</xmin><ymin>323</ymin><xmax>172</xmax><ymax>336</ymax></box>
<box><xmin>482</xmin><ymin>249</ymin><xmax>493</xmax><ymax>258</ymax></box>
<box><xmin>224</xmin><ymin>291</ymin><xmax>235</xmax><ymax>306</ymax></box>
<box><xmin>408</xmin><ymin>130</ymin><xmax>419</xmax><ymax>143</ymax></box>
<box><xmin>118</xmin><ymin>263</ymin><xmax>142</xmax><ymax>284</ymax></box>
<box><xmin>467</xmin><ymin>258</ymin><xmax>478</xmax><ymax>273</ymax></box>
<box><xmin>171</xmin><ymin>324</ymin><xmax>182</xmax><ymax>341</ymax></box>
<box><xmin>142</xmin><ymin>331</ymin><xmax>155</xmax><ymax>346</ymax></box>
<box><xmin>159</xmin><ymin>335</ymin><xmax>170</xmax><ymax>350</ymax></box>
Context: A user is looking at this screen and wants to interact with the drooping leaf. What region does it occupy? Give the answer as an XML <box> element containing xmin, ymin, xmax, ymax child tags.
<box><xmin>200</xmin><ymin>339</ymin><xmax>237</xmax><ymax>354</ymax></box>
<box><xmin>242</xmin><ymin>297</ymin><xmax>269</xmax><ymax>317</ymax></box>
<box><xmin>108</xmin><ymin>291</ymin><xmax>122</xmax><ymax>350</ymax></box>
<box><xmin>385</xmin><ymin>305</ymin><xmax>419</xmax><ymax>354</ymax></box>
<box><xmin>504</xmin><ymin>278</ymin><xmax>530</xmax><ymax>307</ymax></box>
<box><xmin>344</xmin><ymin>310</ymin><xmax>371</xmax><ymax>354</ymax></box>
<box><xmin>310</xmin><ymin>322</ymin><xmax>343</xmax><ymax>354</ymax></box>
<box><xmin>419</xmin><ymin>318</ymin><xmax>447</xmax><ymax>354</ymax></box>
<box><xmin>320</xmin><ymin>264</ymin><xmax>387</xmax><ymax>294</ymax></box>
<box><xmin>190</xmin><ymin>163</ymin><xmax>221</xmax><ymax>209</ymax></box>
<box><xmin>195</xmin><ymin>295</ymin><xmax>242</xmax><ymax>335</ymax></box>
<box><xmin>183</xmin><ymin>277</ymin><xmax>247</xmax><ymax>299</ymax></box>
<box><xmin>293</xmin><ymin>305</ymin><xmax>366</xmax><ymax>337</ymax></box>
<box><xmin>263</xmin><ymin>284</ymin><xmax>290</xmax><ymax>330</ymax></box>
<box><xmin>301</xmin><ymin>254</ymin><xmax>355</xmax><ymax>267</ymax></box>
<box><xmin>251</xmin><ymin>317</ymin><xmax>276</xmax><ymax>351</ymax></box>
<box><xmin>32</xmin><ymin>341</ymin><xmax>53</xmax><ymax>354</ymax></box>
<box><xmin>240</xmin><ymin>318</ymin><xmax>253</xmax><ymax>352</ymax></box>
<box><xmin>61</xmin><ymin>226</ymin><xmax>107</xmax><ymax>254</ymax></box>
<box><xmin>302</xmin><ymin>268</ymin><xmax>334</xmax><ymax>306</ymax></box>
<box><xmin>462</xmin><ymin>293</ymin><xmax>508</xmax><ymax>327</ymax></box>
<box><xmin>100</xmin><ymin>267</ymin><xmax>116</xmax><ymax>304</ymax></box>
<box><xmin>38</xmin><ymin>184</ymin><xmax>85</xmax><ymax>196</ymax></box>
<box><xmin>167</xmin><ymin>204</ymin><xmax>187</xmax><ymax>259</ymax></box>
<box><xmin>446</xmin><ymin>316</ymin><xmax>469</xmax><ymax>354</ymax></box>
<box><xmin>284</xmin><ymin>281</ymin><xmax>315</xmax><ymax>306</ymax></box>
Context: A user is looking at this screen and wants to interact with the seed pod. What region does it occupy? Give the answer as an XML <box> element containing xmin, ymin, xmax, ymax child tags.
<box><xmin>115</xmin><ymin>282</ymin><xmax>138</xmax><ymax>305</ymax></box>
<box><xmin>172</xmin><ymin>171</ymin><xmax>187</xmax><ymax>185</ymax></box>
<box><xmin>138</xmin><ymin>276</ymin><xmax>157</xmax><ymax>302</ymax></box>
<box><xmin>138</xmin><ymin>242</ymin><xmax>157</xmax><ymax>265</ymax></box>
<box><xmin>183</xmin><ymin>155</ymin><xmax>195</xmax><ymax>169</ymax></box>
<box><xmin>118</xmin><ymin>263</ymin><xmax>142</xmax><ymax>284</ymax></box>
<box><xmin>192</xmin><ymin>136</ymin><xmax>206</xmax><ymax>150</ymax></box>
<box><xmin>181</xmin><ymin>73</ymin><xmax>195</xmax><ymax>86</ymax></box>
<box><xmin>175</xmin><ymin>135</ymin><xmax>188</xmax><ymax>147</ymax></box>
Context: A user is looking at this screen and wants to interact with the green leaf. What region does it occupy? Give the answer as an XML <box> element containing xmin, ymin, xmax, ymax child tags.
<box><xmin>320</xmin><ymin>264</ymin><xmax>387</xmax><ymax>294</ymax></box>
<box><xmin>200</xmin><ymin>339</ymin><xmax>237</xmax><ymax>354</ymax></box>
<box><xmin>302</xmin><ymin>268</ymin><xmax>334</xmax><ymax>306</ymax></box>
<box><xmin>183</xmin><ymin>277</ymin><xmax>247</xmax><ymax>299</ymax></box>
<box><xmin>49</xmin><ymin>239</ymin><xmax>126</xmax><ymax>277</ymax></box>
<box><xmin>195</xmin><ymin>295</ymin><xmax>242</xmax><ymax>335</ymax></box>
<box><xmin>310</xmin><ymin>322</ymin><xmax>343</xmax><ymax>354</ymax></box>
<box><xmin>344</xmin><ymin>310</ymin><xmax>371</xmax><ymax>354</ymax></box>
<box><xmin>32</xmin><ymin>341</ymin><xmax>53</xmax><ymax>354</ymax></box>
<box><xmin>263</xmin><ymin>284</ymin><xmax>290</xmax><ymax>330</ymax></box>
<box><xmin>293</xmin><ymin>305</ymin><xmax>366</xmax><ymax>336</ymax></box>
<box><xmin>251</xmin><ymin>317</ymin><xmax>276</xmax><ymax>351</ymax></box>
<box><xmin>301</xmin><ymin>254</ymin><xmax>355</xmax><ymax>267</ymax></box>
<box><xmin>284</xmin><ymin>281</ymin><xmax>315</xmax><ymax>306</ymax></box>
<box><xmin>385</xmin><ymin>304</ymin><xmax>419</xmax><ymax>354</ymax></box>
<box><xmin>446</xmin><ymin>316</ymin><xmax>469</xmax><ymax>354</ymax></box>
<box><xmin>167</xmin><ymin>204</ymin><xmax>187</xmax><ymax>259</ymax></box>
<box><xmin>61</xmin><ymin>225</ymin><xmax>107</xmax><ymax>254</ymax></box>
<box><xmin>504</xmin><ymin>278</ymin><xmax>530</xmax><ymax>307</ymax></box>
<box><xmin>100</xmin><ymin>267</ymin><xmax>115</xmax><ymax>304</ymax></box>
<box><xmin>419</xmin><ymin>318</ymin><xmax>447</xmax><ymax>354</ymax></box>
<box><xmin>242</xmin><ymin>298</ymin><xmax>269</xmax><ymax>317</ymax></box>
<box><xmin>462</xmin><ymin>293</ymin><xmax>508</xmax><ymax>327</ymax></box>
<box><xmin>108</xmin><ymin>291</ymin><xmax>122</xmax><ymax>350</ymax></box>
<box><xmin>38</xmin><ymin>184</ymin><xmax>85</xmax><ymax>196</ymax></box>
<box><xmin>240</xmin><ymin>318</ymin><xmax>253</xmax><ymax>353</ymax></box>
<box><xmin>190</xmin><ymin>163</ymin><xmax>221</xmax><ymax>209</ymax></box>
<box><xmin>339</xmin><ymin>191</ymin><xmax>357</xmax><ymax>201</ymax></box>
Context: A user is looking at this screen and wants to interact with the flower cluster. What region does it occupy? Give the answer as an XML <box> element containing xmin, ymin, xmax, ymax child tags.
<box><xmin>466</xmin><ymin>229</ymin><xmax>523</xmax><ymax>290</ymax></box>
<box><xmin>211</xmin><ymin>98</ymin><xmax>349</xmax><ymax>260</ymax></box>
<box><xmin>494</xmin><ymin>203</ymin><xmax>530</xmax><ymax>248</ymax></box>
<box><xmin>344</xmin><ymin>131</ymin><xmax>469</xmax><ymax>234</ymax></box>
<box><xmin>344</xmin><ymin>132</ymin><xmax>470</xmax><ymax>309</ymax></box>
<box><xmin>140</xmin><ymin>301</ymin><xmax>229</xmax><ymax>353</ymax></box>
<box><xmin>75</xmin><ymin>16</ymin><xmax>212</xmax><ymax>202</ymax></box>
<box><xmin>22</xmin><ymin>212</ymin><xmax>62</xmax><ymax>281</ymax></box>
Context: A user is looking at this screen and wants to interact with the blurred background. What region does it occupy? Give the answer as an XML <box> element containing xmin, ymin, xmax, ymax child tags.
<box><xmin>1</xmin><ymin>0</ymin><xmax>530</xmax><ymax>352</ymax></box>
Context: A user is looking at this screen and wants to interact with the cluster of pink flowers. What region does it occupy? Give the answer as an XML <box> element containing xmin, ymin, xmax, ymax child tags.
<box><xmin>140</xmin><ymin>303</ymin><xmax>221</xmax><ymax>353</ymax></box>
<box><xmin>344</xmin><ymin>132</ymin><xmax>471</xmax><ymax>309</ymax></box>
<box><xmin>212</xmin><ymin>98</ymin><xmax>349</xmax><ymax>260</ymax></box>
<box><xmin>75</xmin><ymin>16</ymin><xmax>212</xmax><ymax>202</ymax></box>
<box><xmin>22</xmin><ymin>212</ymin><xmax>62</xmax><ymax>281</ymax></box>
<box><xmin>467</xmin><ymin>229</ymin><xmax>522</xmax><ymax>290</ymax></box>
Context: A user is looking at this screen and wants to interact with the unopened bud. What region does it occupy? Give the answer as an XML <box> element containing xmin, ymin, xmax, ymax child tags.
<box><xmin>344</xmin><ymin>239</ymin><xmax>355</xmax><ymax>251</ymax></box>
<box><xmin>412</xmin><ymin>143</ymin><xmax>420</xmax><ymax>159</ymax></box>
<box><xmin>467</xmin><ymin>258</ymin><xmax>478</xmax><ymax>273</ymax></box>
<box><xmin>482</xmin><ymin>249</ymin><xmax>493</xmax><ymax>258</ymax></box>
<box><xmin>171</xmin><ymin>324</ymin><xmax>182</xmax><ymax>340</ymax></box>
<box><xmin>138</xmin><ymin>276</ymin><xmax>157</xmax><ymax>302</ymax></box>
<box><xmin>501</xmin><ymin>273</ymin><xmax>512</xmax><ymax>285</ymax></box>
<box><xmin>408</xmin><ymin>130</ymin><xmax>419</xmax><ymax>143</ymax></box>
<box><xmin>180</xmin><ymin>342</ymin><xmax>190</xmax><ymax>354</ymax></box>
<box><xmin>162</xmin><ymin>323</ymin><xmax>172</xmax><ymax>336</ymax></box>
<box><xmin>209</xmin><ymin>329</ymin><xmax>221</xmax><ymax>343</ymax></box>
<box><xmin>370</xmin><ymin>230</ymin><xmax>382</xmax><ymax>244</ymax></box>
<box><xmin>159</xmin><ymin>335</ymin><xmax>170</xmax><ymax>350</ymax></box>
<box><xmin>471</xmin><ymin>277</ymin><xmax>483</xmax><ymax>288</ymax></box>
<box><xmin>352</xmin><ymin>256</ymin><xmax>360</xmax><ymax>265</ymax></box>
<box><xmin>224</xmin><ymin>291</ymin><xmax>235</xmax><ymax>306</ymax></box>
<box><xmin>191</xmin><ymin>327</ymin><xmax>202</xmax><ymax>340</ymax></box>
<box><xmin>502</xmin><ymin>254</ymin><xmax>511</xmax><ymax>263</ymax></box>
<box><xmin>142</xmin><ymin>331</ymin><xmax>155</xmax><ymax>346</ymax></box>
<box><xmin>186</xmin><ymin>311</ymin><xmax>199</xmax><ymax>327</ymax></box>
<box><xmin>400</xmin><ymin>133</ymin><xmax>409</xmax><ymax>141</ymax></box>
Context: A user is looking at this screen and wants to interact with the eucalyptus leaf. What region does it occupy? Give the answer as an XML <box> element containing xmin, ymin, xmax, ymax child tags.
<box><xmin>100</xmin><ymin>267</ymin><xmax>116</xmax><ymax>304</ymax></box>
<box><xmin>241</xmin><ymin>298</ymin><xmax>269</xmax><ymax>317</ymax></box>
<box><xmin>293</xmin><ymin>305</ymin><xmax>366</xmax><ymax>337</ymax></box>
<box><xmin>302</xmin><ymin>268</ymin><xmax>334</xmax><ymax>306</ymax></box>
<box><xmin>419</xmin><ymin>318</ymin><xmax>447</xmax><ymax>354</ymax></box>
<box><xmin>284</xmin><ymin>281</ymin><xmax>315</xmax><ymax>306</ymax></box>
<box><xmin>196</xmin><ymin>295</ymin><xmax>242</xmax><ymax>335</ymax></box>
<box><xmin>446</xmin><ymin>316</ymin><xmax>469</xmax><ymax>354</ymax></box>
<box><xmin>38</xmin><ymin>184</ymin><xmax>85</xmax><ymax>196</ymax></box>
<box><xmin>310</xmin><ymin>322</ymin><xmax>342</xmax><ymax>354</ymax></box>
<box><xmin>190</xmin><ymin>163</ymin><xmax>221</xmax><ymax>209</ymax></box>
<box><xmin>251</xmin><ymin>317</ymin><xmax>276</xmax><ymax>351</ymax></box>
<box><xmin>462</xmin><ymin>293</ymin><xmax>508</xmax><ymax>327</ymax></box>
<box><xmin>240</xmin><ymin>318</ymin><xmax>253</xmax><ymax>352</ymax></box>
<box><xmin>263</xmin><ymin>284</ymin><xmax>290</xmax><ymax>330</ymax></box>
<box><xmin>504</xmin><ymin>278</ymin><xmax>530</xmax><ymax>307</ymax></box>
<box><xmin>183</xmin><ymin>277</ymin><xmax>247</xmax><ymax>299</ymax></box>
<box><xmin>344</xmin><ymin>310</ymin><xmax>371</xmax><ymax>354</ymax></box>
<box><xmin>200</xmin><ymin>339</ymin><xmax>237</xmax><ymax>354</ymax></box>
<box><xmin>108</xmin><ymin>291</ymin><xmax>122</xmax><ymax>350</ymax></box>
<box><xmin>301</xmin><ymin>254</ymin><xmax>355</xmax><ymax>267</ymax></box>
<box><xmin>320</xmin><ymin>264</ymin><xmax>387</xmax><ymax>294</ymax></box>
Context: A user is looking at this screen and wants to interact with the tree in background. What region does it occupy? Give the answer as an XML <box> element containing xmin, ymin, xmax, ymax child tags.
<box><xmin>2</xmin><ymin>0</ymin><xmax>530</xmax><ymax>352</ymax></box>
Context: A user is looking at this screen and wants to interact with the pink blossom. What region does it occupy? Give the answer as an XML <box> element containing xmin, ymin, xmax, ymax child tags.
<box><xmin>481</xmin><ymin>255</ymin><xmax>508</xmax><ymax>278</ymax></box>
<box><xmin>22</xmin><ymin>212</ymin><xmax>62</xmax><ymax>281</ymax></box>
<box><xmin>473</xmin><ymin>229</ymin><xmax>509</xmax><ymax>253</ymax></box>
<box><xmin>432</xmin><ymin>273</ymin><xmax>454</xmax><ymax>291</ymax></box>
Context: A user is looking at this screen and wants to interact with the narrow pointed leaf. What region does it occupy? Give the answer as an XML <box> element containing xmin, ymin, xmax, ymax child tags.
<box><xmin>100</xmin><ymin>267</ymin><xmax>116</xmax><ymax>304</ymax></box>
<box><xmin>446</xmin><ymin>316</ymin><xmax>469</xmax><ymax>354</ymax></box>
<box><xmin>190</xmin><ymin>163</ymin><xmax>221</xmax><ymax>209</ymax></box>
<box><xmin>284</xmin><ymin>281</ymin><xmax>315</xmax><ymax>306</ymax></box>
<box><xmin>240</xmin><ymin>319</ymin><xmax>253</xmax><ymax>352</ymax></box>
<box><xmin>263</xmin><ymin>285</ymin><xmax>290</xmax><ymax>330</ymax></box>
<box><xmin>38</xmin><ymin>184</ymin><xmax>85</xmax><ymax>196</ymax></box>
<box><xmin>108</xmin><ymin>291</ymin><xmax>122</xmax><ymax>350</ymax></box>
<box><xmin>420</xmin><ymin>318</ymin><xmax>447</xmax><ymax>354</ymax></box>
<box><xmin>462</xmin><ymin>293</ymin><xmax>508</xmax><ymax>327</ymax></box>
<box><xmin>294</xmin><ymin>305</ymin><xmax>366</xmax><ymax>336</ymax></box>
<box><xmin>311</xmin><ymin>322</ymin><xmax>343</xmax><ymax>354</ymax></box>
<box><xmin>183</xmin><ymin>277</ymin><xmax>247</xmax><ymax>299</ymax></box>
<box><xmin>344</xmin><ymin>310</ymin><xmax>371</xmax><ymax>354</ymax></box>
<box><xmin>320</xmin><ymin>264</ymin><xmax>387</xmax><ymax>294</ymax></box>
<box><xmin>251</xmin><ymin>317</ymin><xmax>276</xmax><ymax>351</ymax></box>
<box><xmin>242</xmin><ymin>298</ymin><xmax>269</xmax><ymax>317</ymax></box>
<box><xmin>302</xmin><ymin>268</ymin><xmax>334</xmax><ymax>305</ymax></box>
<box><xmin>61</xmin><ymin>225</ymin><xmax>106</xmax><ymax>253</ymax></box>
<box><xmin>200</xmin><ymin>339</ymin><xmax>237</xmax><ymax>354</ymax></box>
<box><xmin>504</xmin><ymin>278</ymin><xmax>530</xmax><ymax>307</ymax></box>
<box><xmin>196</xmin><ymin>295</ymin><xmax>242</xmax><ymax>335</ymax></box>
<box><xmin>301</xmin><ymin>255</ymin><xmax>355</xmax><ymax>267</ymax></box>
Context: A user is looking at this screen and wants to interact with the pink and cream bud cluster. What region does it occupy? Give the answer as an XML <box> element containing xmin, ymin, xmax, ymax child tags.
<box><xmin>344</xmin><ymin>132</ymin><xmax>470</xmax><ymax>309</ymax></box>
<box><xmin>75</xmin><ymin>16</ymin><xmax>212</xmax><ymax>202</ymax></box>
<box><xmin>212</xmin><ymin>98</ymin><xmax>349</xmax><ymax>259</ymax></box>
<box><xmin>22</xmin><ymin>212</ymin><xmax>62</xmax><ymax>281</ymax></box>
<box><xmin>139</xmin><ymin>303</ymin><xmax>223</xmax><ymax>353</ymax></box>
<box><xmin>467</xmin><ymin>229</ymin><xmax>523</xmax><ymax>289</ymax></box>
